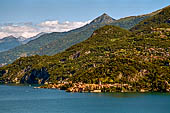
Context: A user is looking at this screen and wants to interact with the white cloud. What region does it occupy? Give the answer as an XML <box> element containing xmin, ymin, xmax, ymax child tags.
<box><xmin>0</xmin><ymin>32</ymin><xmax>9</xmax><ymax>38</ymax></box>
<box><xmin>38</xmin><ymin>20</ymin><xmax>91</xmax><ymax>33</ymax></box>
<box><xmin>0</xmin><ymin>20</ymin><xmax>91</xmax><ymax>39</ymax></box>
<box><xmin>0</xmin><ymin>24</ymin><xmax>39</xmax><ymax>39</ymax></box>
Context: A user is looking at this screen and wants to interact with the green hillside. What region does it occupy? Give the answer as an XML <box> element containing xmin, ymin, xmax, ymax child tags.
<box><xmin>0</xmin><ymin>13</ymin><xmax>152</xmax><ymax>65</ymax></box>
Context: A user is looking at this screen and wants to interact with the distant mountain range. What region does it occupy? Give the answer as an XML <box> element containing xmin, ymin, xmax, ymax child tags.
<box><xmin>0</xmin><ymin>7</ymin><xmax>162</xmax><ymax>65</ymax></box>
<box><xmin>22</xmin><ymin>32</ymin><xmax>47</xmax><ymax>44</ymax></box>
<box><xmin>0</xmin><ymin>32</ymin><xmax>46</xmax><ymax>52</ymax></box>
<box><xmin>0</xmin><ymin>36</ymin><xmax>22</xmax><ymax>52</ymax></box>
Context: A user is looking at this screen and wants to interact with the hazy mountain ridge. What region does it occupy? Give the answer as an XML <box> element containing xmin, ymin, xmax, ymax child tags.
<box><xmin>0</xmin><ymin>32</ymin><xmax>46</xmax><ymax>53</ymax></box>
<box><xmin>22</xmin><ymin>32</ymin><xmax>47</xmax><ymax>44</ymax></box>
<box><xmin>0</xmin><ymin>36</ymin><xmax>22</xmax><ymax>52</ymax></box>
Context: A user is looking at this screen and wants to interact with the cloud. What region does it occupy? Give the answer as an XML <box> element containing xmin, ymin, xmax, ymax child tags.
<box><xmin>0</xmin><ymin>24</ymin><xmax>39</xmax><ymax>38</ymax></box>
<box><xmin>0</xmin><ymin>20</ymin><xmax>91</xmax><ymax>39</ymax></box>
<box><xmin>38</xmin><ymin>20</ymin><xmax>91</xmax><ymax>32</ymax></box>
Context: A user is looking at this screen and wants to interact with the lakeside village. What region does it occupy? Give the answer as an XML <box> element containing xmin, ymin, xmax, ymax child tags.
<box><xmin>35</xmin><ymin>81</ymin><xmax>170</xmax><ymax>93</ymax></box>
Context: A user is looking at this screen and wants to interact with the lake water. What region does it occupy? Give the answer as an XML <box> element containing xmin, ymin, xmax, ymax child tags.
<box><xmin>0</xmin><ymin>85</ymin><xmax>170</xmax><ymax>113</ymax></box>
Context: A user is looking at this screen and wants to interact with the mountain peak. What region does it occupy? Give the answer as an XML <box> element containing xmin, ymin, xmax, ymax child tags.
<box><xmin>90</xmin><ymin>13</ymin><xmax>115</xmax><ymax>24</ymax></box>
<box><xmin>101</xmin><ymin>13</ymin><xmax>109</xmax><ymax>16</ymax></box>
<box><xmin>2</xmin><ymin>35</ymin><xmax>17</xmax><ymax>40</ymax></box>
<box><xmin>18</xmin><ymin>36</ymin><xmax>26</xmax><ymax>41</ymax></box>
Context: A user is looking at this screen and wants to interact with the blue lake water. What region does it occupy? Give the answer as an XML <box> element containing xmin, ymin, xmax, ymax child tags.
<box><xmin>0</xmin><ymin>85</ymin><xmax>170</xmax><ymax>113</ymax></box>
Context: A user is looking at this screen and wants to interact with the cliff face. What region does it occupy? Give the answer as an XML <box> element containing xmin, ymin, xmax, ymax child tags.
<box><xmin>0</xmin><ymin>57</ymin><xmax>50</xmax><ymax>84</ymax></box>
<box><xmin>20</xmin><ymin>67</ymin><xmax>50</xmax><ymax>84</ymax></box>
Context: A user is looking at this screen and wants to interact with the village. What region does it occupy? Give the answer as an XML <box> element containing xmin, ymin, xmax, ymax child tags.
<box><xmin>35</xmin><ymin>81</ymin><xmax>154</xmax><ymax>93</ymax></box>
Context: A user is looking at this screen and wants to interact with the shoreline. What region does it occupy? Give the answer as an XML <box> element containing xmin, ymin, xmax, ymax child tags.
<box><xmin>1</xmin><ymin>82</ymin><xmax>169</xmax><ymax>93</ymax></box>
<box><xmin>35</xmin><ymin>82</ymin><xmax>170</xmax><ymax>93</ymax></box>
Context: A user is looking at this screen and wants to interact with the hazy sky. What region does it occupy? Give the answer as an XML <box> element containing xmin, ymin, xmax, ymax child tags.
<box><xmin>0</xmin><ymin>0</ymin><xmax>169</xmax><ymax>38</ymax></box>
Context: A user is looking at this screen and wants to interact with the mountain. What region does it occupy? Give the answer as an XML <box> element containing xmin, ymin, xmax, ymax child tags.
<box><xmin>0</xmin><ymin>25</ymin><xmax>132</xmax><ymax>84</ymax></box>
<box><xmin>111</xmin><ymin>15</ymin><xmax>151</xmax><ymax>30</ymax></box>
<box><xmin>22</xmin><ymin>32</ymin><xmax>47</xmax><ymax>44</ymax></box>
<box><xmin>18</xmin><ymin>36</ymin><xmax>27</xmax><ymax>42</ymax></box>
<box><xmin>0</xmin><ymin>36</ymin><xmax>22</xmax><ymax>52</ymax></box>
<box><xmin>0</xmin><ymin>32</ymin><xmax>47</xmax><ymax>53</ymax></box>
<box><xmin>0</xmin><ymin>13</ymin><xmax>116</xmax><ymax>65</ymax></box>
<box><xmin>90</xmin><ymin>13</ymin><xmax>115</xmax><ymax>24</ymax></box>
<box><xmin>0</xmin><ymin>5</ymin><xmax>164</xmax><ymax>65</ymax></box>
<box><xmin>0</xmin><ymin>22</ymin><xmax>169</xmax><ymax>92</ymax></box>
<box><xmin>111</xmin><ymin>6</ymin><xmax>162</xmax><ymax>29</ymax></box>
<box><xmin>130</xmin><ymin>5</ymin><xmax>170</xmax><ymax>33</ymax></box>
<box><xmin>0</xmin><ymin>12</ymin><xmax>155</xmax><ymax>65</ymax></box>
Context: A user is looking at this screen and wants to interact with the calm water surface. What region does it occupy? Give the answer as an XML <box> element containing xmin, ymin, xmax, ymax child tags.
<box><xmin>0</xmin><ymin>85</ymin><xmax>170</xmax><ymax>113</ymax></box>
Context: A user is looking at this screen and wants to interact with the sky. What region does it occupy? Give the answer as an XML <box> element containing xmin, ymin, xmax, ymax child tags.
<box><xmin>0</xmin><ymin>0</ymin><xmax>169</xmax><ymax>39</ymax></box>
